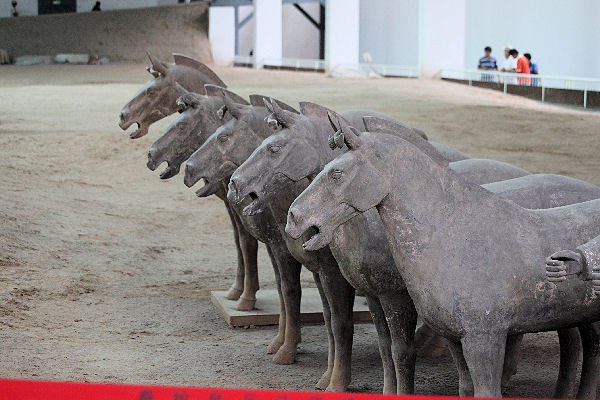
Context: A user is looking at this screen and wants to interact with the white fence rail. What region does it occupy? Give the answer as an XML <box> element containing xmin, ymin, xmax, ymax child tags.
<box><xmin>233</xmin><ymin>55</ymin><xmax>419</xmax><ymax>78</ymax></box>
<box><xmin>442</xmin><ymin>68</ymin><xmax>600</xmax><ymax>108</ymax></box>
<box><xmin>332</xmin><ymin>63</ymin><xmax>419</xmax><ymax>78</ymax></box>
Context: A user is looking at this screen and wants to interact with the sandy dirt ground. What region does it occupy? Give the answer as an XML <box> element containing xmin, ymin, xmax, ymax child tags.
<box><xmin>1</xmin><ymin>64</ymin><xmax>600</xmax><ymax>396</ymax></box>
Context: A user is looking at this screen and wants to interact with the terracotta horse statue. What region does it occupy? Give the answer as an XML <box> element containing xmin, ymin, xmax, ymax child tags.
<box><xmin>146</xmin><ymin>83</ymin><xmax>267</xmax><ymax>312</ymax></box>
<box><xmin>119</xmin><ymin>52</ymin><xmax>226</xmax><ymax>139</ymax></box>
<box><xmin>285</xmin><ymin>124</ymin><xmax>600</xmax><ymax>398</ymax></box>
<box><xmin>227</xmin><ymin>100</ymin><xmax>599</xmax><ymax>396</ymax></box>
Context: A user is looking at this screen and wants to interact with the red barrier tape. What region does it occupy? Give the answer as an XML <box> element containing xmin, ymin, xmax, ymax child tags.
<box><xmin>1</xmin><ymin>379</ymin><xmax>539</xmax><ymax>400</ymax></box>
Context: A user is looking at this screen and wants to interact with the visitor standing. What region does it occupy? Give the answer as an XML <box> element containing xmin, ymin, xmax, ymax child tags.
<box><xmin>11</xmin><ymin>1</ymin><xmax>18</xmax><ymax>17</ymax></box>
<box><xmin>499</xmin><ymin>45</ymin><xmax>517</xmax><ymax>72</ymax></box>
<box><xmin>510</xmin><ymin>49</ymin><xmax>531</xmax><ymax>85</ymax></box>
<box><xmin>478</xmin><ymin>46</ymin><xmax>498</xmax><ymax>82</ymax></box>
<box><xmin>92</xmin><ymin>1</ymin><xmax>101</xmax><ymax>11</ymax></box>
<box><xmin>524</xmin><ymin>53</ymin><xmax>540</xmax><ymax>86</ymax></box>
<box><xmin>499</xmin><ymin>45</ymin><xmax>517</xmax><ymax>84</ymax></box>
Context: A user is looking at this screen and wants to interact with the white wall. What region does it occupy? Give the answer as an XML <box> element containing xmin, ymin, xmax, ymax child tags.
<box><xmin>209</xmin><ymin>6</ymin><xmax>235</xmax><ymax>65</ymax></box>
<box><xmin>282</xmin><ymin>3</ymin><xmax>319</xmax><ymax>59</ymax></box>
<box><xmin>325</xmin><ymin>0</ymin><xmax>360</xmax><ymax>69</ymax></box>
<box><xmin>359</xmin><ymin>0</ymin><xmax>419</xmax><ymax>66</ymax></box>
<box><xmin>419</xmin><ymin>0</ymin><xmax>466</xmax><ymax>78</ymax></box>
<box><xmin>465</xmin><ymin>0</ymin><xmax>600</xmax><ymax>78</ymax></box>
<box><xmin>233</xmin><ymin>3</ymin><xmax>319</xmax><ymax>59</ymax></box>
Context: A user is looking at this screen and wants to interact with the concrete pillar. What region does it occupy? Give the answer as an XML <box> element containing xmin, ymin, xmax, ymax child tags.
<box><xmin>325</xmin><ymin>0</ymin><xmax>360</xmax><ymax>71</ymax></box>
<box><xmin>253</xmin><ymin>0</ymin><xmax>282</xmax><ymax>69</ymax></box>
<box><xmin>418</xmin><ymin>0</ymin><xmax>466</xmax><ymax>78</ymax></box>
<box><xmin>209</xmin><ymin>6</ymin><xmax>236</xmax><ymax>66</ymax></box>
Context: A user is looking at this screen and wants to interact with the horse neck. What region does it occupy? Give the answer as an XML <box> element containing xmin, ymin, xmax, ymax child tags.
<box><xmin>248</xmin><ymin>108</ymin><xmax>272</xmax><ymax>141</ymax></box>
<box><xmin>375</xmin><ymin>138</ymin><xmax>525</xmax><ymax>258</ymax></box>
<box><xmin>305</xmin><ymin>117</ymin><xmax>345</xmax><ymax>181</ymax></box>
<box><xmin>200</xmin><ymin>98</ymin><xmax>227</xmax><ymax>133</ymax></box>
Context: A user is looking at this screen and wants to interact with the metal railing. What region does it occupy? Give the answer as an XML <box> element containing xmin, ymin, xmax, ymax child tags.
<box><xmin>332</xmin><ymin>63</ymin><xmax>419</xmax><ymax>78</ymax></box>
<box><xmin>261</xmin><ymin>57</ymin><xmax>327</xmax><ymax>71</ymax></box>
<box><xmin>442</xmin><ymin>68</ymin><xmax>600</xmax><ymax>108</ymax></box>
<box><xmin>233</xmin><ymin>55</ymin><xmax>419</xmax><ymax>78</ymax></box>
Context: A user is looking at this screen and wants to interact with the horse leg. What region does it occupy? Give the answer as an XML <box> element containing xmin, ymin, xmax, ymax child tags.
<box><xmin>461</xmin><ymin>332</ymin><xmax>507</xmax><ymax>398</ymax></box>
<box><xmin>318</xmin><ymin>267</ymin><xmax>355</xmax><ymax>392</ymax></box>
<box><xmin>265</xmin><ymin>244</ymin><xmax>286</xmax><ymax>355</ymax></box>
<box><xmin>314</xmin><ymin>272</ymin><xmax>335</xmax><ymax>390</ymax></box>
<box><xmin>235</xmin><ymin>213</ymin><xmax>259</xmax><ymax>311</ymax></box>
<box><xmin>501</xmin><ymin>334</ymin><xmax>524</xmax><ymax>392</ymax></box>
<box><xmin>365</xmin><ymin>296</ymin><xmax>397</xmax><ymax>394</ymax></box>
<box><xmin>271</xmin><ymin>243</ymin><xmax>302</xmax><ymax>365</ymax></box>
<box><xmin>447</xmin><ymin>340</ymin><xmax>474</xmax><ymax>397</ymax></box>
<box><xmin>576</xmin><ymin>323</ymin><xmax>600</xmax><ymax>399</ymax></box>
<box><xmin>379</xmin><ymin>293</ymin><xmax>418</xmax><ymax>394</ymax></box>
<box><xmin>223</xmin><ymin>201</ymin><xmax>244</xmax><ymax>301</ymax></box>
<box><xmin>554</xmin><ymin>328</ymin><xmax>581</xmax><ymax>399</ymax></box>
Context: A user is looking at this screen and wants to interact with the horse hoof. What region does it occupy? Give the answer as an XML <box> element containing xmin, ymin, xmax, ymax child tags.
<box><xmin>272</xmin><ymin>345</ymin><xmax>296</xmax><ymax>365</ymax></box>
<box><xmin>236</xmin><ymin>296</ymin><xmax>256</xmax><ymax>311</ymax></box>
<box><xmin>267</xmin><ymin>336</ymin><xmax>284</xmax><ymax>354</ymax></box>
<box><xmin>315</xmin><ymin>370</ymin><xmax>332</xmax><ymax>390</ymax></box>
<box><xmin>325</xmin><ymin>377</ymin><xmax>349</xmax><ymax>392</ymax></box>
<box><xmin>226</xmin><ymin>287</ymin><xmax>243</xmax><ymax>301</ymax></box>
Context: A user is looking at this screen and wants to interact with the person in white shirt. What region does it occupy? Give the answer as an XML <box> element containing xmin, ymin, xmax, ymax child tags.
<box><xmin>499</xmin><ymin>45</ymin><xmax>517</xmax><ymax>72</ymax></box>
<box><xmin>499</xmin><ymin>45</ymin><xmax>517</xmax><ymax>83</ymax></box>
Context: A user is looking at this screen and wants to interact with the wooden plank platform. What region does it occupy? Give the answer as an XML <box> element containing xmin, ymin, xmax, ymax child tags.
<box><xmin>210</xmin><ymin>288</ymin><xmax>372</xmax><ymax>327</ymax></box>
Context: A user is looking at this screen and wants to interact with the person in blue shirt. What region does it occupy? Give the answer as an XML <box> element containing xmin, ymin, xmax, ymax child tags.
<box><xmin>478</xmin><ymin>46</ymin><xmax>498</xmax><ymax>70</ymax></box>
<box><xmin>524</xmin><ymin>53</ymin><xmax>540</xmax><ymax>86</ymax></box>
<box><xmin>478</xmin><ymin>46</ymin><xmax>497</xmax><ymax>82</ymax></box>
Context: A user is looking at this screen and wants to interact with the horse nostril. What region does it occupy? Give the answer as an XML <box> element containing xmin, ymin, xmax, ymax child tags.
<box><xmin>120</xmin><ymin>111</ymin><xmax>129</xmax><ymax>123</ymax></box>
<box><xmin>147</xmin><ymin>151</ymin><xmax>152</xmax><ymax>160</ymax></box>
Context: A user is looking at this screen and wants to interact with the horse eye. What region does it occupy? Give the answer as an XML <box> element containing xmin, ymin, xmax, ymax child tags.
<box><xmin>177</xmin><ymin>123</ymin><xmax>186</xmax><ymax>130</ymax></box>
<box><xmin>331</xmin><ymin>170</ymin><xmax>344</xmax><ymax>180</ymax></box>
<box><xmin>219</xmin><ymin>135</ymin><xmax>229</xmax><ymax>142</ymax></box>
<box><xmin>147</xmin><ymin>88</ymin><xmax>156</xmax><ymax>96</ymax></box>
<box><xmin>269</xmin><ymin>144</ymin><xmax>281</xmax><ymax>153</ymax></box>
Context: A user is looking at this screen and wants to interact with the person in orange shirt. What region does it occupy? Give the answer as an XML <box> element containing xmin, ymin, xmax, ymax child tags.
<box><xmin>509</xmin><ymin>49</ymin><xmax>531</xmax><ymax>85</ymax></box>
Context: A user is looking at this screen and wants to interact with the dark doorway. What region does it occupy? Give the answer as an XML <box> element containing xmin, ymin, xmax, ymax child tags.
<box><xmin>38</xmin><ymin>0</ymin><xmax>77</xmax><ymax>15</ymax></box>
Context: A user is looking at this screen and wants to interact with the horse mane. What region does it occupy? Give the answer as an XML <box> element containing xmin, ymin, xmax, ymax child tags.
<box><xmin>172</xmin><ymin>53</ymin><xmax>227</xmax><ymax>88</ymax></box>
<box><xmin>363</xmin><ymin>116</ymin><xmax>448</xmax><ymax>167</ymax></box>
<box><xmin>249</xmin><ymin>95</ymin><xmax>299</xmax><ymax>114</ymax></box>
<box><xmin>204</xmin><ymin>84</ymin><xmax>249</xmax><ymax>105</ymax></box>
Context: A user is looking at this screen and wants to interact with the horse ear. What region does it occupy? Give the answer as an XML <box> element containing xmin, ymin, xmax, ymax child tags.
<box><xmin>363</xmin><ymin>116</ymin><xmax>448</xmax><ymax>167</ymax></box>
<box><xmin>263</xmin><ymin>98</ymin><xmax>275</xmax><ymax>113</ymax></box>
<box><xmin>341</xmin><ymin>126</ymin><xmax>362</xmax><ymax>150</ymax></box>
<box><xmin>205</xmin><ymin>85</ymin><xmax>249</xmax><ymax>105</ymax></box>
<box><xmin>250</xmin><ymin>95</ymin><xmax>299</xmax><ymax>114</ymax></box>
<box><xmin>327</xmin><ymin>112</ymin><xmax>345</xmax><ymax>150</ymax></box>
<box><xmin>145</xmin><ymin>65</ymin><xmax>160</xmax><ymax>78</ymax></box>
<box><xmin>222</xmin><ymin>90</ymin><xmax>245</xmax><ymax>119</ymax></box>
<box><xmin>269</xmin><ymin>98</ymin><xmax>300</xmax><ymax>128</ymax></box>
<box><xmin>172</xmin><ymin>53</ymin><xmax>227</xmax><ymax>88</ymax></box>
<box><xmin>175</xmin><ymin>82</ymin><xmax>201</xmax><ymax>109</ymax></box>
<box><xmin>146</xmin><ymin>51</ymin><xmax>169</xmax><ymax>76</ymax></box>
